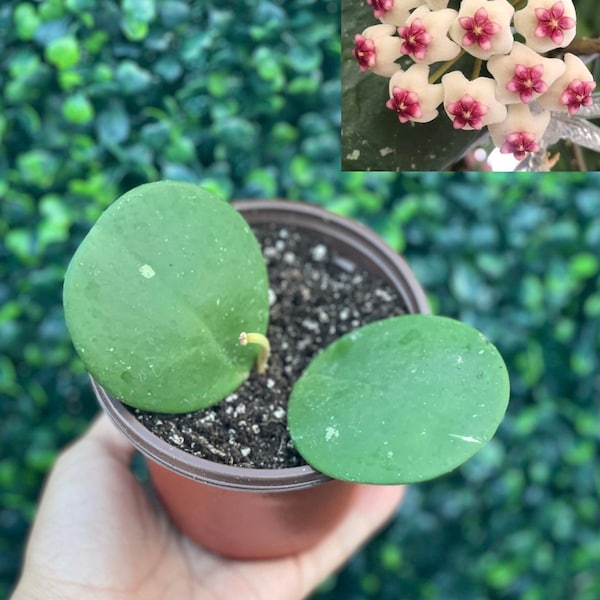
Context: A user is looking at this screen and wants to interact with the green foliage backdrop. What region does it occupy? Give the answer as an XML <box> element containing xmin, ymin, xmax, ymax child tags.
<box><xmin>1</xmin><ymin>1</ymin><xmax>599</xmax><ymax>598</ymax></box>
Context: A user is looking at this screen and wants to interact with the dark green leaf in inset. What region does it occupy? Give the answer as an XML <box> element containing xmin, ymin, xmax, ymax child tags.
<box><xmin>288</xmin><ymin>315</ymin><xmax>509</xmax><ymax>484</ymax></box>
<box><xmin>63</xmin><ymin>181</ymin><xmax>269</xmax><ymax>413</ymax></box>
<box><xmin>341</xmin><ymin>66</ymin><xmax>483</xmax><ymax>171</ymax></box>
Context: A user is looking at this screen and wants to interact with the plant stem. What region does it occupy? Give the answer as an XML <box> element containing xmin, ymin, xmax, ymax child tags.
<box><xmin>471</xmin><ymin>58</ymin><xmax>482</xmax><ymax>79</ymax></box>
<box><xmin>559</xmin><ymin>36</ymin><xmax>600</xmax><ymax>56</ymax></box>
<box><xmin>239</xmin><ymin>331</ymin><xmax>271</xmax><ymax>374</ymax></box>
<box><xmin>428</xmin><ymin>51</ymin><xmax>465</xmax><ymax>83</ymax></box>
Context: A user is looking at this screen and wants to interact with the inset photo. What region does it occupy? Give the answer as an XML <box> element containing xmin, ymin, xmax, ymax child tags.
<box><xmin>342</xmin><ymin>0</ymin><xmax>600</xmax><ymax>171</ymax></box>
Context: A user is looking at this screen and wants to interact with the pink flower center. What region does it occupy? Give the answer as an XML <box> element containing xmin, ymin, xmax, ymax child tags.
<box><xmin>386</xmin><ymin>87</ymin><xmax>423</xmax><ymax>123</ymax></box>
<box><xmin>500</xmin><ymin>131</ymin><xmax>539</xmax><ymax>160</ymax></box>
<box><xmin>560</xmin><ymin>79</ymin><xmax>597</xmax><ymax>116</ymax></box>
<box><xmin>367</xmin><ymin>0</ymin><xmax>394</xmax><ymax>20</ymax></box>
<box><xmin>353</xmin><ymin>34</ymin><xmax>376</xmax><ymax>72</ymax></box>
<box><xmin>534</xmin><ymin>1</ymin><xmax>575</xmax><ymax>46</ymax></box>
<box><xmin>506</xmin><ymin>64</ymin><xmax>548</xmax><ymax>103</ymax></box>
<box><xmin>446</xmin><ymin>94</ymin><xmax>489</xmax><ymax>130</ymax></box>
<box><xmin>398</xmin><ymin>18</ymin><xmax>432</xmax><ymax>61</ymax></box>
<box><xmin>459</xmin><ymin>8</ymin><xmax>500</xmax><ymax>51</ymax></box>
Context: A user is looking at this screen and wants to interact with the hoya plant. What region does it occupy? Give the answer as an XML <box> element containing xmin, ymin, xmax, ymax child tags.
<box><xmin>64</xmin><ymin>181</ymin><xmax>510</xmax><ymax>484</ymax></box>
<box><xmin>343</xmin><ymin>0</ymin><xmax>600</xmax><ymax>170</ymax></box>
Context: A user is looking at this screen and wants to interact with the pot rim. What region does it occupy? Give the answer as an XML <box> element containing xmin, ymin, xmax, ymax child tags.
<box><xmin>93</xmin><ymin>377</ymin><xmax>329</xmax><ymax>491</ymax></box>
<box><xmin>93</xmin><ymin>199</ymin><xmax>430</xmax><ymax>492</ymax></box>
<box><xmin>233</xmin><ymin>199</ymin><xmax>430</xmax><ymax>316</ymax></box>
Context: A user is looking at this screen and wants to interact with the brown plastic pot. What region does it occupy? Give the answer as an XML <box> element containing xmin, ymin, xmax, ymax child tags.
<box><xmin>93</xmin><ymin>200</ymin><xmax>429</xmax><ymax>559</ymax></box>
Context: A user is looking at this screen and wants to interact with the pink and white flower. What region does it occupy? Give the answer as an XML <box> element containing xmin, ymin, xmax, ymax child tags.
<box><xmin>353</xmin><ymin>24</ymin><xmax>403</xmax><ymax>77</ymax></box>
<box><xmin>386</xmin><ymin>63</ymin><xmax>443</xmax><ymax>123</ymax></box>
<box><xmin>488</xmin><ymin>104</ymin><xmax>551</xmax><ymax>160</ymax></box>
<box><xmin>537</xmin><ymin>53</ymin><xmax>597</xmax><ymax>115</ymax></box>
<box><xmin>351</xmin><ymin>0</ymin><xmax>596</xmax><ymax>165</ymax></box>
<box><xmin>398</xmin><ymin>6</ymin><xmax>460</xmax><ymax>65</ymax></box>
<box><xmin>449</xmin><ymin>0</ymin><xmax>514</xmax><ymax>60</ymax></box>
<box><xmin>487</xmin><ymin>42</ymin><xmax>566</xmax><ymax>104</ymax></box>
<box><xmin>367</xmin><ymin>0</ymin><xmax>396</xmax><ymax>20</ymax></box>
<box><xmin>368</xmin><ymin>0</ymin><xmax>421</xmax><ymax>26</ymax></box>
<box><xmin>442</xmin><ymin>71</ymin><xmax>507</xmax><ymax>130</ymax></box>
<box><xmin>513</xmin><ymin>0</ymin><xmax>576</xmax><ymax>54</ymax></box>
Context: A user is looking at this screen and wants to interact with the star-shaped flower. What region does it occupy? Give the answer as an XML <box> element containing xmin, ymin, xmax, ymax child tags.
<box><xmin>353</xmin><ymin>24</ymin><xmax>403</xmax><ymax>77</ymax></box>
<box><xmin>386</xmin><ymin>63</ymin><xmax>443</xmax><ymax>123</ymax></box>
<box><xmin>487</xmin><ymin>42</ymin><xmax>566</xmax><ymax>105</ymax></box>
<box><xmin>537</xmin><ymin>53</ymin><xmax>597</xmax><ymax>116</ymax></box>
<box><xmin>460</xmin><ymin>8</ymin><xmax>500</xmax><ymax>51</ymax></box>
<box><xmin>507</xmin><ymin>64</ymin><xmax>549</xmax><ymax>103</ymax></box>
<box><xmin>442</xmin><ymin>71</ymin><xmax>507</xmax><ymax>130</ymax></box>
<box><xmin>398</xmin><ymin>17</ymin><xmax>432</xmax><ymax>61</ymax></box>
<box><xmin>398</xmin><ymin>6</ymin><xmax>460</xmax><ymax>65</ymax></box>
<box><xmin>370</xmin><ymin>0</ymin><xmax>422</xmax><ymax>26</ymax></box>
<box><xmin>488</xmin><ymin>104</ymin><xmax>551</xmax><ymax>160</ymax></box>
<box><xmin>446</xmin><ymin>94</ymin><xmax>489</xmax><ymax>129</ymax></box>
<box><xmin>514</xmin><ymin>0</ymin><xmax>576</xmax><ymax>53</ymax></box>
<box><xmin>367</xmin><ymin>0</ymin><xmax>395</xmax><ymax>20</ymax></box>
<box><xmin>449</xmin><ymin>0</ymin><xmax>514</xmax><ymax>60</ymax></box>
<box><xmin>386</xmin><ymin>88</ymin><xmax>423</xmax><ymax>123</ymax></box>
<box><xmin>560</xmin><ymin>80</ymin><xmax>596</xmax><ymax>115</ymax></box>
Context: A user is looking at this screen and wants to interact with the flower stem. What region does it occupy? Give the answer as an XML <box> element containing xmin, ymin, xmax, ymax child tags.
<box><xmin>471</xmin><ymin>58</ymin><xmax>482</xmax><ymax>80</ymax></box>
<box><xmin>239</xmin><ymin>331</ymin><xmax>271</xmax><ymax>374</ymax></box>
<box><xmin>428</xmin><ymin>51</ymin><xmax>465</xmax><ymax>83</ymax></box>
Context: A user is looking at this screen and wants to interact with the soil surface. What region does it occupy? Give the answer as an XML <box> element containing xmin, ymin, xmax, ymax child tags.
<box><xmin>134</xmin><ymin>223</ymin><xmax>407</xmax><ymax>468</ymax></box>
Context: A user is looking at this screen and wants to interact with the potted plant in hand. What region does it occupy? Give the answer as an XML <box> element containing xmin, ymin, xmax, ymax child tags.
<box><xmin>63</xmin><ymin>181</ymin><xmax>509</xmax><ymax>559</ymax></box>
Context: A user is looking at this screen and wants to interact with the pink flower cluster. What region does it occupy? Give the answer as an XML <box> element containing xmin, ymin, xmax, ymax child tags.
<box><xmin>353</xmin><ymin>0</ymin><xmax>596</xmax><ymax>162</ymax></box>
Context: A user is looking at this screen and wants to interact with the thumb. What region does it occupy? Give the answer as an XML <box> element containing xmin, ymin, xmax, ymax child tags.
<box><xmin>29</xmin><ymin>414</ymin><xmax>136</xmax><ymax>522</ymax></box>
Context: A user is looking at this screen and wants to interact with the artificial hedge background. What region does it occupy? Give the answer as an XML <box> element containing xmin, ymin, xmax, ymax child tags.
<box><xmin>1</xmin><ymin>1</ymin><xmax>599</xmax><ymax>598</ymax></box>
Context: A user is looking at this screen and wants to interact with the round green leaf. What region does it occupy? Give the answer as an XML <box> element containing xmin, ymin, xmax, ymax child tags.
<box><xmin>63</xmin><ymin>181</ymin><xmax>269</xmax><ymax>413</ymax></box>
<box><xmin>62</xmin><ymin>93</ymin><xmax>94</xmax><ymax>124</ymax></box>
<box><xmin>96</xmin><ymin>102</ymin><xmax>131</xmax><ymax>146</ymax></box>
<box><xmin>14</xmin><ymin>3</ymin><xmax>41</xmax><ymax>40</ymax></box>
<box><xmin>288</xmin><ymin>315</ymin><xmax>509</xmax><ymax>484</ymax></box>
<box><xmin>45</xmin><ymin>36</ymin><xmax>80</xmax><ymax>70</ymax></box>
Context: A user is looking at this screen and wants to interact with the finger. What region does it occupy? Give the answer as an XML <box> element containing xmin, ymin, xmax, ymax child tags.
<box><xmin>35</xmin><ymin>413</ymin><xmax>135</xmax><ymax>505</ymax></box>
<box><xmin>20</xmin><ymin>415</ymin><xmax>133</xmax><ymax>564</ymax></box>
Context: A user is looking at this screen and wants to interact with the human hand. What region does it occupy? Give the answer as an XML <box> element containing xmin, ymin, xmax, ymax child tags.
<box><xmin>12</xmin><ymin>414</ymin><xmax>404</xmax><ymax>600</ymax></box>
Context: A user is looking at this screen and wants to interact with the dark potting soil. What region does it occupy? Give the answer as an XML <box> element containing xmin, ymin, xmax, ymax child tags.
<box><xmin>134</xmin><ymin>223</ymin><xmax>408</xmax><ymax>469</ymax></box>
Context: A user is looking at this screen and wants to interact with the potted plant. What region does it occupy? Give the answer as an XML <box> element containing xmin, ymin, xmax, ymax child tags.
<box><xmin>63</xmin><ymin>180</ymin><xmax>509</xmax><ymax>559</ymax></box>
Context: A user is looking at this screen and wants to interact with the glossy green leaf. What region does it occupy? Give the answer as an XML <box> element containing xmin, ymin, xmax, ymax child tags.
<box><xmin>288</xmin><ymin>315</ymin><xmax>509</xmax><ymax>484</ymax></box>
<box><xmin>62</xmin><ymin>93</ymin><xmax>94</xmax><ymax>124</ymax></box>
<box><xmin>63</xmin><ymin>181</ymin><xmax>269</xmax><ymax>412</ymax></box>
<box><xmin>115</xmin><ymin>61</ymin><xmax>153</xmax><ymax>94</ymax></box>
<box><xmin>14</xmin><ymin>3</ymin><xmax>41</xmax><ymax>40</ymax></box>
<box><xmin>96</xmin><ymin>102</ymin><xmax>131</xmax><ymax>146</ymax></box>
<box><xmin>123</xmin><ymin>0</ymin><xmax>156</xmax><ymax>23</ymax></box>
<box><xmin>45</xmin><ymin>36</ymin><xmax>80</xmax><ymax>70</ymax></box>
